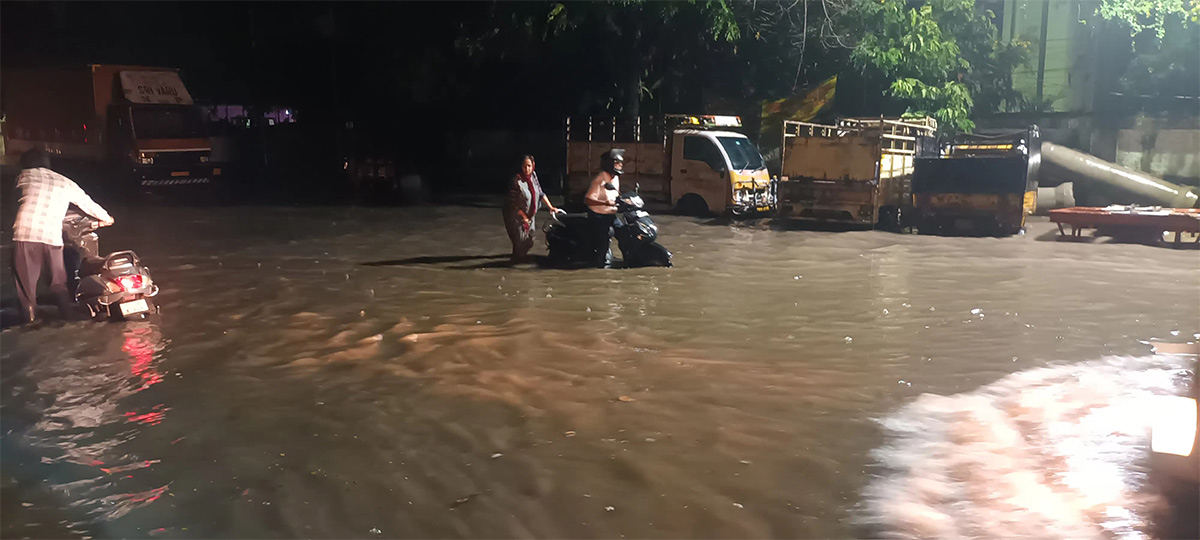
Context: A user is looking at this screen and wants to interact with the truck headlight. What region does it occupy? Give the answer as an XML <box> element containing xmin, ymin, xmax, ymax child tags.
<box><xmin>1151</xmin><ymin>396</ymin><xmax>1197</xmax><ymax>457</ymax></box>
<box><xmin>200</xmin><ymin>155</ymin><xmax>210</xmax><ymax>163</ymax></box>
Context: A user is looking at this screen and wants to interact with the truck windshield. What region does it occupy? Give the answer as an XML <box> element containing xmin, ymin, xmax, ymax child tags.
<box><xmin>717</xmin><ymin>136</ymin><xmax>766</xmax><ymax>171</ymax></box>
<box><xmin>131</xmin><ymin>106</ymin><xmax>207</xmax><ymax>139</ymax></box>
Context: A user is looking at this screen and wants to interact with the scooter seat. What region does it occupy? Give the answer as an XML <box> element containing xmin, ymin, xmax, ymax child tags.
<box><xmin>79</xmin><ymin>257</ymin><xmax>107</xmax><ymax>276</ymax></box>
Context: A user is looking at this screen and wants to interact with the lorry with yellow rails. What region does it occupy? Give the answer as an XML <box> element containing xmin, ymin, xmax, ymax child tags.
<box><xmin>775</xmin><ymin>116</ymin><xmax>937</xmax><ymax>230</ymax></box>
<box><xmin>565</xmin><ymin>115</ymin><xmax>775</xmax><ymax>216</ymax></box>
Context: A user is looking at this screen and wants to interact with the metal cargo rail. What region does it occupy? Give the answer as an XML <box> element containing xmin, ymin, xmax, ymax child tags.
<box><xmin>778</xmin><ymin>116</ymin><xmax>937</xmax><ymax>228</ymax></box>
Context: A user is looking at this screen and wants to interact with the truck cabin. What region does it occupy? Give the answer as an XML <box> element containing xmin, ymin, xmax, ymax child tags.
<box><xmin>666</xmin><ymin>115</ymin><xmax>774</xmax><ymax>215</ymax></box>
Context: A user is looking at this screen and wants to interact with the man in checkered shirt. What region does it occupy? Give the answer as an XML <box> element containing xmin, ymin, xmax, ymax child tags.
<box><xmin>11</xmin><ymin>148</ymin><xmax>114</xmax><ymax>323</ymax></box>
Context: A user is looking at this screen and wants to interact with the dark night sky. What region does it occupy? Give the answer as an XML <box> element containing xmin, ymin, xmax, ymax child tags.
<box><xmin>1</xmin><ymin>2</ymin><xmax>607</xmax><ymax>130</ymax></box>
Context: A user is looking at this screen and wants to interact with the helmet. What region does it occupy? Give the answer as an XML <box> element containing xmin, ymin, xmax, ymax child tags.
<box><xmin>600</xmin><ymin>148</ymin><xmax>625</xmax><ymax>176</ymax></box>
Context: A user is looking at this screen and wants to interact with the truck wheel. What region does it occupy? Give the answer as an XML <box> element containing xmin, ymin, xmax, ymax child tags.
<box><xmin>878</xmin><ymin>206</ymin><xmax>901</xmax><ymax>232</ymax></box>
<box><xmin>676</xmin><ymin>193</ymin><xmax>710</xmax><ymax>217</ymax></box>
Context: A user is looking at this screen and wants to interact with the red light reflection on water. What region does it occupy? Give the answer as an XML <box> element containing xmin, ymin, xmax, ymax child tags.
<box><xmin>122</xmin><ymin>326</ymin><xmax>164</xmax><ymax>389</ymax></box>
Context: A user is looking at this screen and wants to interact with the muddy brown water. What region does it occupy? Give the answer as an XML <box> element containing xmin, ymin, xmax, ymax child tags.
<box><xmin>1</xmin><ymin>205</ymin><xmax>1197</xmax><ymax>539</ymax></box>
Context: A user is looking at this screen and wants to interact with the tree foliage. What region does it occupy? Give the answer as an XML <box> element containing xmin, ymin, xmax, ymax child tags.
<box><xmin>1092</xmin><ymin>0</ymin><xmax>1198</xmax><ymax>40</ymax></box>
<box><xmin>847</xmin><ymin>0</ymin><xmax>1028</xmax><ymax>132</ymax></box>
<box><xmin>1086</xmin><ymin>0</ymin><xmax>1199</xmax><ymax>98</ymax></box>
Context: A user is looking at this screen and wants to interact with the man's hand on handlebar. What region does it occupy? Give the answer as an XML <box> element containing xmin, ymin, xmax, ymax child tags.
<box><xmin>100</xmin><ymin>218</ymin><xmax>115</xmax><ymax>227</ymax></box>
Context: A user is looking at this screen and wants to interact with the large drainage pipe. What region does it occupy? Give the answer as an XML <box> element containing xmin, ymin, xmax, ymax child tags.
<box><xmin>1035</xmin><ymin>182</ymin><xmax>1075</xmax><ymax>214</ymax></box>
<box><xmin>1041</xmin><ymin>142</ymin><xmax>1199</xmax><ymax>208</ymax></box>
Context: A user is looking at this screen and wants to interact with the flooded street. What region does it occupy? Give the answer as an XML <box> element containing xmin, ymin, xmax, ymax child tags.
<box><xmin>1</xmin><ymin>204</ymin><xmax>1197</xmax><ymax>539</ymax></box>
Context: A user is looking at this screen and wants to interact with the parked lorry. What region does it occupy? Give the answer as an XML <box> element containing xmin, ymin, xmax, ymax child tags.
<box><xmin>1</xmin><ymin>64</ymin><xmax>219</xmax><ymax>196</ymax></box>
<box><xmin>775</xmin><ymin>117</ymin><xmax>937</xmax><ymax>230</ymax></box>
<box><xmin>565</xmin><ymin>115</ymin><xmax>775</xmax><ymax>216</ymax></box>
<box><xmin>911</xmin><ymin>126</ymin><xmax>1041</xmax><ymax>236</ymax></box>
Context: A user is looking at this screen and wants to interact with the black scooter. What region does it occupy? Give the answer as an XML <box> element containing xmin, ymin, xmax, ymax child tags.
<box><xmin>544</xmin><ymin>191</ymin><xmax>672</xmax><ymax>269</ymax></box>
<box><xmin>62</xmin><ymin>212</ymin><xmax>160</xmax><ymax>320</ymax></box>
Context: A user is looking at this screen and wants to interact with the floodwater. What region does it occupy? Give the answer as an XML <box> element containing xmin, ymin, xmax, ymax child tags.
<box><xmin>1</xmin><ymin>204</ymin><xmax>1197</xmax><ymax>539</ymax></box>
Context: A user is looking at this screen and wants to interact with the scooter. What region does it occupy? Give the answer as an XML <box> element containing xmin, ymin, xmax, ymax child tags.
<box><xmin>62</xmin><ymin>212</ymin><xmax>160</xmax><ymax>320</ymax></box>
<box><xmin>544</xmin><ymin>191</ymin><xmax>673</xmax><ymax>269</ymax></box>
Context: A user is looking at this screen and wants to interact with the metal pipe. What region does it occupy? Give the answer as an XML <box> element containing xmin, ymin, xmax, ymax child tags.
<box><xmin>1041</xmin><ymin>142</ymin><xmax>1199</xmax><ymax>208</ymax></box>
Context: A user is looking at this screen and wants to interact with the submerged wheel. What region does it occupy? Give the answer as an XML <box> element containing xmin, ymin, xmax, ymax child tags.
<box><xmin>878</xmin><ymin>206</ymin><xmax>901</xmax><ymax>232</ymax></box>
<box><xmin>676</xmin><ymin>193</ymin><xmax>710</xmax><ymax>217</ymax></box>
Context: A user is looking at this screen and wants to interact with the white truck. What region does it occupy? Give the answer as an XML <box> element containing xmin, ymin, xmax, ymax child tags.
<box><xmin>565</xmin><ymin>115</ymin><xmax>776</xmax><ymax>216</ymax></box>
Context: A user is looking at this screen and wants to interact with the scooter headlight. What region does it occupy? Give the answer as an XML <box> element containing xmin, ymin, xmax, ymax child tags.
<box><xmin>1151</xmin><ymin>395</ymin><xmax>1198</xmax><ymax>457</ymax></box>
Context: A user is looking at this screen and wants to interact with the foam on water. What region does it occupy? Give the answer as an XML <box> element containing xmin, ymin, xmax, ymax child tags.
<box><xmin>860</xmin><ymin>355</ymin><xmax>1193</xmax><ymax>540</ymax></box>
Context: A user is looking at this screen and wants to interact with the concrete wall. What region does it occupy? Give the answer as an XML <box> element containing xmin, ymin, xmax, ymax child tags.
<box><xmin>1115</xmin><ymin>125</ymin><xmax>1200</xmax><ymax>185</ymax></box>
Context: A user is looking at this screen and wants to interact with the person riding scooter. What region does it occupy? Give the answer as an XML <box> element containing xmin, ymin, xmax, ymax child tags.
<box><xmin>584</xmin><ymin>149</ymin><xmax>624</xmax><ymax>268</ymax></box>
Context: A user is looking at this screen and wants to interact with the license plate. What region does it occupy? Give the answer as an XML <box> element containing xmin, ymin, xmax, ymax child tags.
<box><xmin>119</xmin><ymin>299</ymin><xmax>149</xmax><ymax>316</ymax></box>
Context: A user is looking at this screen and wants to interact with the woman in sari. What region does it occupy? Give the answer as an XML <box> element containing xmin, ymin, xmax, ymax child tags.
<box><xmin>503</xmin><ymin>155</ymin><xmax>560</xmax><ymax>263</ymax></box>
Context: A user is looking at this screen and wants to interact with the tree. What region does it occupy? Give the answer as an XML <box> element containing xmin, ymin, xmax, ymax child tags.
<box><xmin>1086</xmin><ymin>0</ymin><xmax>1199</xmax><ymax>99</ymax></box>
<box><xmin>455</xmin><ymin>1</ymin><xmax>742</xmax><ymax>118</ymax></box>
<box><xmin>846</xmin><ymin>0</ymin><xmax>1028</xmax><ymax>132</ymax></box>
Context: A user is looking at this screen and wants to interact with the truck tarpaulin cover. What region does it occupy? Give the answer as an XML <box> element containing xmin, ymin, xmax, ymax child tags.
<box><xmin>119</xmin><ymin>71</ymin><xmax>194</xmax><ymax>105</ymax></box>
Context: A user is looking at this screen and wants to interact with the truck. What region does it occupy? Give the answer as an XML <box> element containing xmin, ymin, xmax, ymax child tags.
<box><xmin>911</xmin><ymin>126</ymin><xmax>1041</xmax><ymax>236</ymax></box>
<box><xmin>1</xmin><ymin>64</ymin><xmax>219</xmax><ymax>196</ymax></box>
<box><xmin>775</xmin><ymin>117</ymin><xmax>937</xmax><ymax>230</ymax></box>
<box><xmin>564</xmin><ymin>115</ymin><xmax>775</xmax><ymax>216</ymax></box>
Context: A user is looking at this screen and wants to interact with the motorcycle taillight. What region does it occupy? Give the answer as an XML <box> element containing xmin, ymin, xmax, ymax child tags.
<box><xmin>118</xmin><ymin>275</ymin><xmax>144</xmax><ymax>292</ymax></box>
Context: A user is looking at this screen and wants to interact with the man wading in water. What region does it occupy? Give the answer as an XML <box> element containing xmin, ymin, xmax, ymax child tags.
<box><xmin>584</xmin><ymin>149</ymin><xmax>623</xmax><ymax>268</ymax></box>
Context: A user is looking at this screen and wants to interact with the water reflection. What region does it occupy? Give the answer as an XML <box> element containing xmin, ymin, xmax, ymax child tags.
<box><xmin>8</xmin><ymin>321</ymin><xmax>172</xmax><ymax>527</ymax></box>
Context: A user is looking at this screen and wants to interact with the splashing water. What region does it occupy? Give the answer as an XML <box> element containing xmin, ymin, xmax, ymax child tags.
<box><xmin>859</xmin><ymin>355</ymin><xmax>1192</xmax><ymax>540</ymax></box>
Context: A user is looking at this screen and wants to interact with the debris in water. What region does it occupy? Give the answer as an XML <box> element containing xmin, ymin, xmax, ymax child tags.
<box><xmin>844</xmin><ymin>336</ymin><xmax>853</xmax><ymax>343</ymax></box>
<box><xmin>617</xmin><ymin>395</ymin><xmax>637</xmax><ymax>402</ymax></box>
<box><xmin>739</xmin><ymin>460</ymin><xmax>751</xmax><ymax>465</ymax></box>
<box><xmin>450</xmin><ymin>494</ymin><xmax>478</xmax><ymax>509</ymax></box>
<box><xmin>971</xmin><ymin>308</ymin><xmax>982</xmax><ymax>315</ymax></box>
<box><xmin>605</xmin><ymin>506</ymin><xmax>615</xmax><ymax>512</ymax></box>
<box><xmin>491</xmin><ymin>453</ymin><xmax>503</xmax><ymax>459</ymax></box>
<box><xmin>794</xmin><ymin>275</ymin><xmax>801</xmax><ymax>280</ymax></box>
<box><xmin>733</xmin><ymin>503</ymin><xmax>744</xmax><ymax>509</ymax></box>
<box><xmin>564</xmin><ymin>431</ymin><xmax>577</xmax><ymax>437</ymax></box>
<box><xmin>369</xmin><ymin>527</ymin><xmax>382</xmax><ymax>535</ymax></box>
